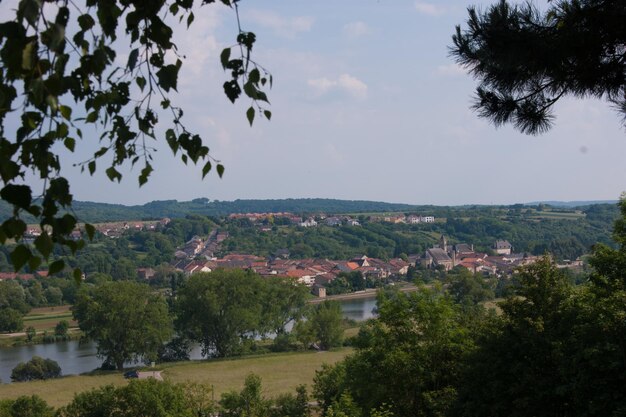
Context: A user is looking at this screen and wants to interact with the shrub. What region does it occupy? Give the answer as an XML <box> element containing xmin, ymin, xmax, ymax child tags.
<box><xmin>11</xmin><ymin>356</ymin><xmax>61</xmax><ymax>382</ymax></box>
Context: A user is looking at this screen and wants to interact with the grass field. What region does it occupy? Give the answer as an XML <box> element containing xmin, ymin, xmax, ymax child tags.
<box><xmin>0</xmin><ymin>349</ymin><xmax>351</xmax><ymax>408</ymax></box>
<box><xmin>22</xmin><ymin>306</ymin><xmax>76</xmax><ymax>331</ymax></box>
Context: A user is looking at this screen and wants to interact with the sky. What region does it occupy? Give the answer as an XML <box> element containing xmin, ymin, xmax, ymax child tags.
<box><xmin>9</xmin><ymin>1</ymin><xmax>626</xmax><ymax>206</ymax></box>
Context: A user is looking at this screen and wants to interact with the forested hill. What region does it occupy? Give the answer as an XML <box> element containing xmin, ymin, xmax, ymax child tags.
<box><xmin>0</xmin><ymin>198</ymin><xmax>431</xmax><ymax>223</ymax></box>
<box><xmin>0</xmin><ymin>197</ymin><xmax>620</xmax><ymax>224</ymax></box>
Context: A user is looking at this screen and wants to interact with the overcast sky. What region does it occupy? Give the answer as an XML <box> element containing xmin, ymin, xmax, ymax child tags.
<box><xmin>14</xmin><ymin>1</ymin><xmax>626</xmax><ymax>206</ymax></box>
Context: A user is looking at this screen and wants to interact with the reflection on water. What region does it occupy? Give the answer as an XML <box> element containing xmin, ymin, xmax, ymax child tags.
<box><xmin>0</xmin><ymin>296</ymin><xmax>378</xmax><ymax>383</ymax></box>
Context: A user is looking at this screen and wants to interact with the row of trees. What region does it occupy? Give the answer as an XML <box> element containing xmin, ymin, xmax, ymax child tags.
<box><xmin>73</xmin><ymin>269</ymin><xmax>344</xmax><ymax>370</ymax></box>
<box><xmin>1</xmin><ymin>375</ymin><xmax>310</xmax><ymax>417</ymax></box>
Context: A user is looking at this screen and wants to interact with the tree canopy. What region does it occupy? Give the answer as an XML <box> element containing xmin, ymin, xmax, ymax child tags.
<box><xmin>72</xmin><ymin>280</ymin><xmax>172</xmax><ymax>369</ymax></box>
<box><xmin>0</xmin><ymin>0</ymin><xmax>271</xmax><ymax>276</ymax></box>
<box><xmin>451</xmin><ymin>0</ymin><xmax>626</xmax><ymax>134</ymax></box>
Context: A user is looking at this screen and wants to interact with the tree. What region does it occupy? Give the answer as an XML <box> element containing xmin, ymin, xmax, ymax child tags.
<box><xmin>451</xmin><ymin>0</ymin><xmax>626</xmax><ymax>134</ymax></box>
<box><xmin>175</xmin><ymin>269</ymin><xmax>263</xmax><ymax>358</ymax></box>
<box><xmin>58</xmin><ymin>379</ymin><xmax>203</xmax><ymax>417</ymax></box>
<box><xmin>220</xmin><ymin>374</ymin><xmax>272</xmax><ymax>417</ymax></box>
<box><xmin>294</xmin><ymin>301</ymin><xmax>344</xmax><ymax>351</ymax></box>
<box><xmin>0</xmin><ymin>307</ymin><xmax>23</xmax><ymax>333</ymax></box>
<box><xmin>0</xmin><ymin>395</ymin><xmax>54</xmax><ymax>417</ymax></box>
<box><xmin>11</xmin><ymin>356</ymin><xmax>61</xmax><ymax>382</ymax></box>
<box><xmin>54</xmin><ymin>319</ymin><xmax>69</xmax><ymax>338</ymax></box>
<box><xmin>314</xmin><ymin>288</ymin><xmax>474</xmax><ymax>417</ymax></box>
<box><xmin>0</xmin><ymin>0</ymin><xmax>272</xmax><ymax>277</ymax></box>
<box><xmin>72</xmin><ymin>280</ymin><xmax>172</xmax><ymax>370</ymax></box>
<box><xmin>25</xmin><ymin>325</ymin><xmax>35</xmax><ymax>342</ymax></box>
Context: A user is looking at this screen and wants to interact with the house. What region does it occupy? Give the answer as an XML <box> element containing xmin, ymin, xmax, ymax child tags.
<box><xmin>421</xmin><ymin>216</ymin><xmax>435</xmax><ymax>223</ymax></box>
<box><xmin>300</xmin><ymin>218</ymin><xmax>318</xmax><ymax>227</ymax></box>
<box><xmin>346</xmin><ymin>219</ymin><xmax>361</xmax><ymax>226</ymax></box>
<box><xmin>311</xmin><ymin>284</ymin><xmax>327</xmax><ymax>298</ymax></box>
<box><xmin>324</xmin><ymin>217</ymin><xmax>342</xmax><ymax>227</ymax></box>
<box><xmin>406</xmin><ymin>215</ymin><xmax>421</xmax><ymax>224</ymax></box>
<box><xmin>137</xmin><ymin>268</ymin><xmax>156</xmax><ymax>280</ymax></box>
<box><xmin>493</xmin><ymin>240</ymin><xmax>512</xmax><ymax>255</ymax></box>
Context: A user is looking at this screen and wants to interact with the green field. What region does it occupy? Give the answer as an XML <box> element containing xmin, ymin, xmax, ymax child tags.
<box><xmin>0</xmin><ymin>349</ymin><xmax>351</xmax><ymax>408</ymax></box>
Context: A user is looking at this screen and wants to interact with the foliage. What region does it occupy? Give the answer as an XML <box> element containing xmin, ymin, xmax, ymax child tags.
<box><xmin>220</xmin><ymin>373</ymin><xmax>272</xmax><ymax>417</ymax></box>
<box><xmin>54</xmin><ymin>320</ymin><xmax>69</xmax><ymax>338</ymax></box>
<box><xmin>24</xmin><ymin>326</ymin><xmax>35</xmax><ymax>342</ymax></box>
<box><xmin>0</xmin><ymin>395</ymin><xmax>54</xmax><ymax>417</ymax></box>
<box><xmin>294</xmin><ymin>301</ymin><xmax>344</xmax><ymax>351</ymax></box>
<box><xmin>314</xmin><ymin>288</ymin><xmax>474</xmax><ymax>417</ymax></box>
<box><xmin>11</xmin><ymin>356</ymin><xmax>61</xmax><ymax>382</ymax></box>
<box><xmin>454</xmin><ymin>254</ymin><xmax>626</xmax><ymax>416</ymax></box>
<box><xmin>157</xmin><ymin>336</ymin><xmax>192</xmax><ymax>363</ymax></box>
<box><xmin>0</xmin><ymin>308</ymin><xmax>23</xmax><ymax>333</ymax></box>
<box><xmin>451</xmin><ymin>0</ymin><xmax>626</xmax><ymax>134</ymax></box>
<box><xmin>176</xmin><ymin>269</ymin><xmax>306</xmax><ymax>358</ymax></box>
<box><xmin>0</xmin><ymin>0</ymin><xmax>271</xmax><ymax>276</ymax></box>
<box><xmin>58</xmin><ymin>379</ymin><xmax>200</xmax><ymax>417</ymax></box>
<box><xmin>72</xmin><ymin>280</ymin><xmax>172</xmax><ymax>369</ymax></box>
<box><xmin>445</xmin><ymin>267</ymin><xmax>495</xmax><ymax>305</ymax></box>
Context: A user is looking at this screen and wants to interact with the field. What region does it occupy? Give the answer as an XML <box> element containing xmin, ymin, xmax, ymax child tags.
<box><xmin>0</xmin><ymin>306</ymin><xmax>77</xmax><ymax>347</ymax></box>
<box><xmin>0</xmin><ymin>349</ymin><xmax>351</xmax><ymax>408</ymax></box>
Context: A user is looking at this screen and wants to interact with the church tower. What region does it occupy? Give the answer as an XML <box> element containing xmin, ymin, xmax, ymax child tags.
<box><xmin>439</xmin><ymin>234</ymin><xmax>448</xmax><ymax>252</ymax></box>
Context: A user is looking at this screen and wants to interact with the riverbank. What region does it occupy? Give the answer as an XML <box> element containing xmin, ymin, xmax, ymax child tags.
<box><xmin>0</xmin><ymin>348</ymin><xmax>351</xmax><ymax>408</ymax></box>
<box><xmin>308</xmin><ymin>283</ymin><xmax>418</xmax><ymax>304</ymax></box>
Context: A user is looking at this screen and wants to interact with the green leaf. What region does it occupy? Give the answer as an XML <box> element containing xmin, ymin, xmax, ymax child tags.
<box><xmin>28</xmin><ymin>255</ymin><xmax>41</xmax><ymax>271</ymax></box>
<box><xmin>2</xmin><ymin>218</ymin><xmax>26</xmax><ymax>239</ymax></box>
<box><xmin>88</xmin><ymin>161</ymin><xmax>96</xmax><ymax>175</ymax></box>
<box><xmin>86</xmin><ymin>111</ymin><xmax>98</xmax><ymax>123</ymax></box>
<box><xmin>127</xmin><ymin>48</ymin><xmax>139</xmax><ymax>71</ymax></box>
<box><xmin>73</xmin><ymin>268</ymin><xmax>83</xmax><ymax>284</ymax></box>
<box><xmin>85</xmin><ymin>223</ymin><xmax>95</xmax><ymax>241</ymax></box>
<box><xmin>165</xmin><ymin>129</ymin><xmax>178</xmax><ymax>154</ymax></box>
<box><xmin>138</xmin><ymin>163</ymin><xmax>153</xmax><ymax>187</ymax></box>
<box><xmin>77</xmin><ymin>14</ymin><xmax>95</xmax><ymax>31</ymax></box>
<box><xmin>249</xmin><ymin>68</ymin><xmax>260</xmax><ymax>84</ymax></box>
<box><xmin>223</xmin><ymin>80</ymin><xmax>241</xmax><ymax>103</ymax></box>
<box><xmin>34</xmin><ymin>232</ymin><xmax>53</xmax><ymax>259</ymax></box>
<box><xmin>48</xmin><ymin>259</ymin><xmax>65</xmax><ymax>275</ymax></box>
<box><xmin>64</xmin><ymin>137</ymin><xmax>75</xmax><ymax>152</ymax></box>
<box><xmin>220</xmin><ymin>48</ymin><xmax>231</xmax><ymax>70</ymax></box>
<box><xmin>136</xmin><ymin>76</ymin><xmax>146</xmax><ymax>92</ymax></box>
<box><xmin>156</xmin><ymin>64</ymin><xmax>180</xmax><ymax>92</ymax></box>
<box><xmin>1</xmin><ymin>184</ymin><xmax>32</xmax><ymax>210</ymax></box>
<box><xmin>105</xmin><ymin>167</ymin><xmax>122</xmax><ymax>182</ymax></box>
<box><xmin>202</xmin><ymin>161</ymin><xmax>212</xmax><ymax>178</ymax></box>
<box><xmin>22</xmin><ymin>41</ymin><xmax>36</xmax><ymax>70</ymax></box>
<box><xmin>246</xmin><ymin>106</ymin><xmax>255</xmax><ymax>126</ymax></box>
<box><xmin>10</xmin><ymin>245</ymin><xmax>32</xmax><ymax>272</ymax></box>
<box><xmin>264</xmin><ymin>110</ymin><xmax>272</xmax><ymax>120</ymax></box>
<box><xmin>59</xmin><ymin>105</ymin><xmax>72</xmax><ymax>120</ymax></box>
<box><xmin>217</xmin><ymin>164</ymin><xmax>225</xmax><ymax>178</ymax></box>
<box><xmin>187</xmin><ymin>12</ymin><xmax>194</xmax><ymax>28</ymax></box>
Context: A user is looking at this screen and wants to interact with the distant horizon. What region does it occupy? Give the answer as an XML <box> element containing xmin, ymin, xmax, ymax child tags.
<box><xmin>69</xmin><ymin>196</ymin><xmax>620</xmax><ymax>208</ymax></box>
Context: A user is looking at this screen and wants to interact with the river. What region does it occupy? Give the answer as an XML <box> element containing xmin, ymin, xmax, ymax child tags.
<box><xmin>0</xmin><ymin>296</ymin><xmax>377</xmax><ymax>384</ymax></box>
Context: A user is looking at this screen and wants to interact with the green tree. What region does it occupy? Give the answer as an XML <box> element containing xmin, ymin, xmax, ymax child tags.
<box><xmin>0</xmin><ymin>0</ymin><xmax>272</xmax><ymax>276</ymax></box>
<box><xmin>451</xmin><ymin>0</ymin><xmax>626</xmax><ymax>134</ymax></box>
<box><xmin>0</xmin><ymin>395</ymin><xmax>54</xmax><ymax>417</ymax></box>
<box><xmin>316</xmin><ymin>288</ymin><xmax>473</xmax><ymax>417</ymax></box>
<box><xmin>175</xmin><ymin>269</ymin><xmax>263</xmax><ymax>358</ymax></box>
<box><xmin>72</xmin><ymin>281</ymin><xmax>172</xmax><ymax>370</ymax></box>
<box><xmin>295</xmin><ymin>301</ymin><xmax>344</xmax><ymax>351</ymax></box>
<box><xmin>58</xmin><ymin>379</ymin><xmax>203</xmax><ymax>417</ymax></box>
<box><xmin>54</xmin><ymin>320</ymin><xmax>69</xmax><ymax>338</ymax></box>
<box><xmin>220</xmin><ymin>374</ymin><xmax>272</xmax><ymax>417</ymax></box>
<box><xmin>261</xmin><ymin>276</ymin><xmax>308</xmax><ymax>335</ymax></box>
<box><xmin>25</xmin><ymin>326</ymin><xmax>35</xmax><ymax>342</ymax></box>
<box><xmin>0</xmin><ymin>308</ymin><xmax>23</xmax><ymax>333</ymax></box>
<box><xmin>11</xmin><ymin>356</ymin><xmax>61</xmax><ymax>382</ymax></box>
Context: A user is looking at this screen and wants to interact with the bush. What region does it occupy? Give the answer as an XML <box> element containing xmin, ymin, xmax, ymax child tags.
<box><xmin>0</xmin><ymin>395</ymin><xmax>54</xmax><ymax>417</ymax></box>
<box><xmin>11</xmin><ymin>356</ymin><xmax>61</xmax><ymax>382</ymax></box>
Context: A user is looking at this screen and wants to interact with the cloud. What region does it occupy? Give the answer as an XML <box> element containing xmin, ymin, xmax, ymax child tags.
<box><xmin>436</xmin><ymin>63</ymin><xmax>467</xmax><ymax>77</ymax></box>
<box><xmin>245</xmin><ymin>10</ymin><xmax>313</xmax><ymax>38</ymax></box>
<box><xmin>343</xmin><ymin>21</ymin><xmax>370</xmax><ymax>38</ymax></box>
<box><xmin>308</xmin><ymin>74</ymin><xmax>368</xmax><ymax>99</ymax></box>
<box><xmin>414</xmin><ymin>1</ymin><xmax>446</xmax><ymax>16</ymax></box>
